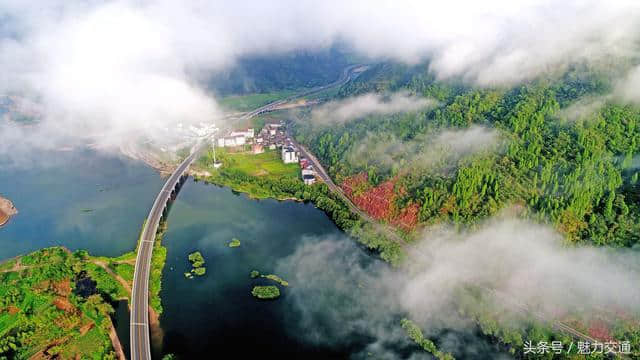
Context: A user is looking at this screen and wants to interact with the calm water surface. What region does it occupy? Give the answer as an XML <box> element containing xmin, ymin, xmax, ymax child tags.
<box><xmin>0</xmin><ymin>149</ymin><xmax>507</xmax><ymax>359</ymax></box>
<box><xmin>158</xmin><ymin>181</ymin><xmax>509</xmax><ymax>359</ymax></box>
<box><xmin>158</xmin><ymin>180</ymin><xmax>369</xmax><ymax>358</ymax></box>
<box><xmin>0</xmin><ymin>148</ymin><xmax>164</xmax><ymax>259</ymax></box>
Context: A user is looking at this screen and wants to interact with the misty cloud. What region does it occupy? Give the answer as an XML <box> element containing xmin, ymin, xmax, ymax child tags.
<box><xmin>616</xmin><ymin>65</ymin><xmax>640</xmax><ymax>103</ymax></box>
<box><xmin>557</xmin><ymin>96</ymin><xmax>609</xmax><ymax>122</ymax></box>
<box><xmin>346</xmin><ymin>125</ymin><xmax>501</xmax><ymax>176</ymax></box>
<box><xmin>403</xmin><ymin>219</ymin><xmax>640</xmax><ymax>321</ymax></box>
<box><xmin>1</xmin><ymin>1</ymin><xmax>639</xmax><ymax>158</ymax></box>
<box><xmin>276</xmin><ymin>218</ymin><xmax>640</xmax><ymax>358</ymax></box>
<box><xmin>1</xmin><ymin>2</ymin><xmax>221</xmax><ymax>156</ymax></box>
<box><xmin>311</xmin><ymin>92</ymin><xmax>437</xmax><ymax>124</ymax></box>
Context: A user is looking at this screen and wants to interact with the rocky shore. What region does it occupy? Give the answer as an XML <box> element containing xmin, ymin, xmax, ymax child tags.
<box><xmin>0</xmin><ymin>195</ymin><xmax>17</xmax><ymax>227</ymax></box>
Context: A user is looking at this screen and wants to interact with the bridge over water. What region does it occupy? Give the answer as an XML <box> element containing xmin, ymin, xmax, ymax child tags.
<box><xmin>129</xmin><ymin>65</ymin><xmax>364</xmax><ymax>360</ymax></box>
<box><xmin>129</xmin><ymin>145</ymin><xmax>204</xmax><ymax>360</ymax></box>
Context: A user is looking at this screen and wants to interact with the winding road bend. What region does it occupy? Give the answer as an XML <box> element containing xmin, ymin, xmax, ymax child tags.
<box><xmin>129</xmin><ymin>65</ymin><xmax>363</xmax><ymax>360</ymax></box>
<box><xmin>128</xmin><ymin>63</ymin><xmax>595</xmax><ymax>358</ymax></box>
<box><xmin>130</xmin><ymin>145</ymin><xmax>203</xmax><ymax>360</ymax></box>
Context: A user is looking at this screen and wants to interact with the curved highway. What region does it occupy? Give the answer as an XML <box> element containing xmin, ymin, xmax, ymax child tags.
<box><xmin>129</xmin><ymin>65</ymin><xmax>363</xmax><ymax>360</ymax></box>
<box><xmin>240</xmin><ymin>64</ymin><xmax>365</xmax><ymax>119</ymax></box>
<box><xmin>128</xmin><ymin>63</ymin><xmax>594</xmax><ymax>359</ymax></box>
<box><xmin>130</xmin><ymin>146</ymin><xmax>203</xmax><ymax>360</ymax></box>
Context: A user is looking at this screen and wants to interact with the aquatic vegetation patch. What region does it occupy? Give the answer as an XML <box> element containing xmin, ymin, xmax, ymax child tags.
<box><xmin>251</xmin><ymin>285</ymin><xmax>280</xmax><ymax>299</ymax></box>
<box><xmin>186</xmin><ymin>251</ymin><xmax>206</xmax><ymax>278</ymax></box>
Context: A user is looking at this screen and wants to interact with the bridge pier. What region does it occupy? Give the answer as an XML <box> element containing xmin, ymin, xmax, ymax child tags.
<box><xmin>161</xmin><ymin>174</ymin><xmax>190</xmax><ymax>221</ymax></box>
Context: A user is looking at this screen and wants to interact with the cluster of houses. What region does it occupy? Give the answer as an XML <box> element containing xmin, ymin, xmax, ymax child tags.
<box><xmin>217</xmin><ymin>122</ymin><xmax>291</xmax><ymax>155</ymax></box>
<box><xmin>217</xmin><ymin>127</ymin><xmax>255</xmax><ymax>148</ymax></box>
<box><xmin>281</xmin><ymin>144</ymin><xmax>316</xmax><ymax>185</ymax></box>
<box><xmin>216</xmin><ymin>121</ymin><xmax>317</xmax><ymax>185</ymax></box>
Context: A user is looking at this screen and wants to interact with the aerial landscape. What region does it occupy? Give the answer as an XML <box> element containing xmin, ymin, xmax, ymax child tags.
<box><xmin>1</xmin><ymin>1</ymin><xmax>640</xmax><ymax>359</ymax></box>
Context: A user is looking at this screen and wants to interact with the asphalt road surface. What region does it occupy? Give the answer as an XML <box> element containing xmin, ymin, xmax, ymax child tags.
<box><xmin>129</xmin><ymin>147</ymin><xmax>202</xmax><ymax>360</ymax></box>
<box><xmin>129</xmin><ymin>65</ymin><xmax>364</xmax><ymax>360</ymax></box>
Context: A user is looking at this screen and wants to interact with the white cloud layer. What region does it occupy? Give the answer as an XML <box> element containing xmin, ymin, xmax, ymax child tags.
<box><xmin>311</xmin><ymin>92</ymin><xmax>437</xmax><ymax>124</ymax></box>
<box><xmin>1</xmin><ymin>0</ymin><xmax>640</xmax><ymax>155</ymax></box>
<box><xmin>276</xmin><ymin>218</ymin><xmax>640</xmax><ymax>356</ymax></box>
<box><xmin>346</xmin><ymin>125</ymin><xmax>502</xmax><ymax>175</ymax></box>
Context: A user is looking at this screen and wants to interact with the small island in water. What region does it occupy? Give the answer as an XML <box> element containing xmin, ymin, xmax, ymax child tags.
<box><xmin>251</xmin><ymin>285</ymin><xmax>280</xmax><ymax>299</ymax></box>
<box><xmin>185</xmin><ymin>251</ymin><xmax>206</xmax><ymax>278</ymax></box>
<box><xmin>0</xmin><ymin>195</ymin><xmax>17</xmax><ymax>227</ymax></box>
<box><xmin>249</xmin><ymin>270</ymin><xmax>289</xmax><ymax>286</ymax></box>
<box><xmin>228</xmin><ymin>238</ymin><xmax>241</xmax><ymax>248</ymax></box>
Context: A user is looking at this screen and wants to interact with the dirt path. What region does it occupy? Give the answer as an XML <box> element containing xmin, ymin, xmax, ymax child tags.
<box><xmin>92</xmin><ymin>260</ymin><xmax>132</xmax><ymax>295</ymax></box>
<box><xmin>107</xmin><ymin>317</ymin><xmax>127</xmax><ymax>360</ymax></box>
<box><xmin>91</xmin><ymin>259</ymin><xmax>164</xmax><ymax>354</ymax></box>
<box><xmin>0</xmin><ymin>258</ymin><xmax>26</xmax><ymax>273</ymax></box>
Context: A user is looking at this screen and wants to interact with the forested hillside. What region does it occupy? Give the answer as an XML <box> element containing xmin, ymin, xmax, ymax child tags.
<box><xmin>207</xmin><ymin>48</ymin><xmax>353</xmax><ymax>95</ymax></box>
<box><xmin>291</xmin><ymin>63</ymin><xmax>640</xmax><ymax>247</ymax></box>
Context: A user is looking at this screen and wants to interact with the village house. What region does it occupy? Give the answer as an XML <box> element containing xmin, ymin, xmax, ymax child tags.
<box><xmin>217</xmin><ymin>134</ymin><xmax>245</xmax><ymax>147</ymax></box>
<box><xmin>303</xmin><ymin>174</ymin><xmax>316</xmax><ymax>185</ymax></box>
<box><xmin>281</xmin><ymin>146</ymin><xmax>298</xmax><ymax>164</ymax></box>
<box><xmin>231</xmin><ymin>128</ymin><xmax>254</xmax><ymax>139</ymax></box>
<box><xmin>217</xmin><ymin>127</ymin><xmax>254</xmax><ymax>148</ymax></box>
<box><xmin>252</xmin><ymin>144</ymin><xmax>264</xmax><ymax>154</ymax></box>
<box><xmin>299</xmin><ymin>157</ymin><xmax>309</xmax><ymax>168</ymax></box>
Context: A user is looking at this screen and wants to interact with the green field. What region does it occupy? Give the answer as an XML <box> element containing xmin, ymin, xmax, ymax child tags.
<box><xmin>217</xmin><ymin>90</ymin><xmax>299</xmax><ymax>112</ymax></box>
<box><xmin>194</xmin><ymin>148</ymin><xmax>303</xmax><ymax>200</ymax></box>
<box><xmin>206</xmin><ymin>149</ymin><xmax>299</xmax><ymax>180</ymax></box>
<box><xmin>111</xmin><ymin>263</ymin><xmax>134</xmax><ymax>282</ymax></box>
<box><xmin>229</xmin><ymin>150</ymin><xmax>299</xmax><ymax>179</ymax></box>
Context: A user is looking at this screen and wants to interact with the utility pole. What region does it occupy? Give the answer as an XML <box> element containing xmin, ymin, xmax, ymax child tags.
<box><xmin>212</xmin><ymin>136</ymin><xmax>222</xmax><ymax>168</ymax></box>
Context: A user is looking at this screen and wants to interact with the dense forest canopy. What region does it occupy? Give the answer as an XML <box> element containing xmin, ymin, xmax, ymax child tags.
<box><xmin>206</xmin><ymin>47</ymin><xmax>354</xmax><ymax>95</ymax></box>
<box><xmin>291</xmin><ymin>61</ymin><xmax>640</xmax><ymax>247</ymax></box>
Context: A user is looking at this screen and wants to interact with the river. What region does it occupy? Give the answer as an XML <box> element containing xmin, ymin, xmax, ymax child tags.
<box><xmin>0</xmin><ymin>148</ymin><xmax>164</xmax><ymax>259</ymax></box>
<box><xmin>0</xmin><ymin>148</ymin><xmax>506</xmax><ymax>359</ymax></box>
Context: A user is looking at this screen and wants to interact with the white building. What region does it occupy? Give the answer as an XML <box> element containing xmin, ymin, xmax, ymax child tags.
<box><xmin>281</xmin><ymin>146</ymin><xmax>298</xmax><ymax>164</ymax></box>
<box><xmin>230</xmin><ymin>128</ymin><xmax>254</xmax><ymax>139</ymax></box>
<box><xmin>234</xmin><ymin>135</ymin><xmax>246</xmax><ymax>146</ymax></box>
<box><xmin>303</xmin><ymin>175</ymin><xmax>316</xmax><ymax>185</ymax></box>
<box><xmin>217</xmin><ymin>134</ymin><xmax>247</xmax><ymax>147</ymax></box>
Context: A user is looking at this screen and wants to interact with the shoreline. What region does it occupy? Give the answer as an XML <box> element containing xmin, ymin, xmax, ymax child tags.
<box><xmin>0</xmin><ymin>195</ymin><xmax>18</xmax><ymax>227</ymax></box>
<box><xmin>192</xmin><ymin>174</ymin><xmax>301</xmax><ymax>202</ymax></box>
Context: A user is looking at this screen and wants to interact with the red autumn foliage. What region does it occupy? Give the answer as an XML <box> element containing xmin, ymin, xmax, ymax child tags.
<box><xmin>392</xmin><ymin>203</ymin><xmax>420</xmax><ymax>231</ymax></box>
<box><xmin>588</xmin><ymin>320</ymin><xmax>612</xmax><ymax>341</ymax></box>
<box><xmin>342</xmin><ymin>172</ymin><xmax>419</xmax><ymax>230</ymax></box>
<box><xmin>341</xmin><ymin>173</ymin><xmax>369</xmax><ymax>196</ymax></box>
<box><xmin>342</xmin><ymin>173</ymin><xmax>393</xmax><ymax>220</ymax></box>
<box><xmin>53</xmin><ymin>297</ymin><xmax>75</xmax><ymax>313</ymax></box>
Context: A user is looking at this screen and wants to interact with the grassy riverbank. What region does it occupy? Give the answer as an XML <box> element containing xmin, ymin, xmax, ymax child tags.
<box><xmin>150</xmin><ymin>221</ymin><xmax>168</xmax><ymax>314</ymax></box>
<box><xmin>192</xmin><ymin>151</ymin><xmax>405</xmax><ymax>265</ymax></box>
<box><xmin>194</xmin><ymin>148</ymin><xmax>300</xmax><ymax>200</ymax></box>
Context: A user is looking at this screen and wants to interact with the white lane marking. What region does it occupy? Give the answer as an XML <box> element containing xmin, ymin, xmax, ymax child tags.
<box><xmin>131</xmin><ymin>322</ymin><xmax>148</xmax><ymax>326</ymax></box>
